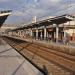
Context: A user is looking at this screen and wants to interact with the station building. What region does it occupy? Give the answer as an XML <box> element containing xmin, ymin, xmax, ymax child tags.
<box><xmin>8</xmin><ymin>14</ymin><xmax>75</xmax><ymax>43</ymax></box>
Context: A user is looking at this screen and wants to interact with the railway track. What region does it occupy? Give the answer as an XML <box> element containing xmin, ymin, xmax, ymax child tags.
<box><xmin>2</xmin><ymin>36</ymin><xmax>75</xmax><ymax>75</ymax></box>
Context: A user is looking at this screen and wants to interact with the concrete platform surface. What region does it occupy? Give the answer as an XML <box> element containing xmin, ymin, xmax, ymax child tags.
<box><xmin>0</xmin><ymin>38</ymin><xmax>43</xmax><ymax>75</ymax></box>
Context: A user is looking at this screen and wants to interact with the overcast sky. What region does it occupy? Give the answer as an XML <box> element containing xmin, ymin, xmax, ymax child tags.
<box><xmin>0</xmin><ymin>0</ymin><xmax>75</xmax><ymax>25</ymax></box>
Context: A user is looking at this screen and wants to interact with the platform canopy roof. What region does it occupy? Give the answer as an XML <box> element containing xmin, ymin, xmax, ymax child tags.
<box><xmin>12</xmin><ymin>14</ymin><xmax>75</xmax><ymax>31</ymax></box>
<box><xmin>0</xmin><ymin>10</ymin><xmax>12</xmax><ymax>27</ymax></box>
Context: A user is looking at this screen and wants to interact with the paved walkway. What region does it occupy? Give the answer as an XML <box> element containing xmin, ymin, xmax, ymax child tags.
<box><xmin>0</xmin><ymin>38</ymin><xmax>43</xmax><ymax>75</ymax></box>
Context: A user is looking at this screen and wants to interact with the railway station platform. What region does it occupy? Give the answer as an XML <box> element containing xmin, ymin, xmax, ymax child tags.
<box><xmin>6</xmin><ymin>35</ymin><xmax>75</xmax><ymax>48</ymax></box>
<box><xmin>0</xmin><ymin>37</ymin><xmax>43</xmax><ymax>75</ymax></box>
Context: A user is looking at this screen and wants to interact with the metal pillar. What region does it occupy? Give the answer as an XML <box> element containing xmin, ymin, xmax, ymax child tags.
<box><xmin>30</xmin><ymin>29</ymin><xmax>33</xmax><ymax>37</ymax></box>
<box><xmin>56</xmin><ymin>25</ymin><xmax>59</xmax><ymax>43</ymax></box>
<box><xmin>40</xmin><ymin>30</ymin><xmax>43</xmax><ymax>40</ymax></box>
<box><xmin>54</xmin><ymin>32</ymin><xmax>56</xmax><ymax>42</ymax></box>
<box><xmin>36</xmin><ymin>28</ymin><xmax>38</xmax><ymax>39</ymax></box>
<box><xmin>63</xmin><ymin>30</ymin><xmax>66</xmax><ymax>44</ymax></box>
<box><xmin>30</xmin><ymin>29</ymin><xmax>33</xmax><ymax>39</ymax></box>
<box><xmin>44</xmin><ymin>27</ymin><xmax>47</xmax><ymax>40</ymax></box>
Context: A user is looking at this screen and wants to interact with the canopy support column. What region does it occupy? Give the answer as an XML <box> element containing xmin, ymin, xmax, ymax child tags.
<box><xmin>44</xmin><ymin>27</ymin><xmax>47</xmax><ymax>40</ymax></box>
<box><xmin>36</xmin><ymin>28</ymin><xmax>38</xmax><ymax>39</ymax></box>
<box><xmin>40</xmin><ymin>30</ymin><xmax>43</xmax><ymax>40</ymax></box>
<box><xmin>56</xmin><ymin>25</ymin><xmax>59</xmax><ymax>43</ymax></box>
<box><xmin>30</xmin><ymin>29</ymin><xmax>33</xmax><ymax>39</ymax></box>
<box><xmin>63</xmin><ymin>30</ymin><xmax>66</xmax><ymax>44</ymax></box>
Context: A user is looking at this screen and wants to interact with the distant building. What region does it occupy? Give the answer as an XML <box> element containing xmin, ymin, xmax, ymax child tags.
<box><xmin>32</xmin><ymin>16</ymin><xmax>37</xmax><ymax>23</ymax></box>
<box><xmin>0</xmin><ymin>25</ymin><xmax>17</xmax><ymax>35</ymax></box>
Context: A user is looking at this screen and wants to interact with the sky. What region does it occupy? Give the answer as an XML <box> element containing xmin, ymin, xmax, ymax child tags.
<box><xmin>0</xmin><ymin>0</ymin><xmax>75</xmax><ymax>26</ymax></box>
